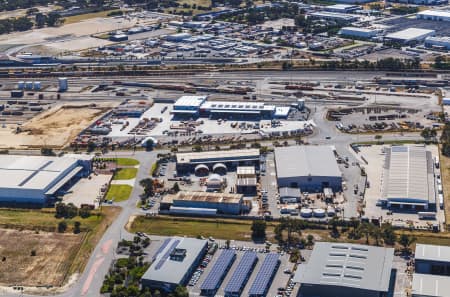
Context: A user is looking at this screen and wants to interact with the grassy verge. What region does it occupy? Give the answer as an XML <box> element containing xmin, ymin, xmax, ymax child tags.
<box><xmin>113</xmin><ymin>168</ymin><xmax>138</xmax><ymax>180</ymax></box>
<box><xmin>439</xmin><ymin>146</ymin><xmax>450</xmax><ymax>227</ymax></box>
<box><xmin>129</xmin><ymin>216</ymin><xmax>450</xmax><ymax>247</ymax></box>
<box><xmin>105</xmin><ymin>185</ymin><xmax>133</xmax><ymax>202</ymax></box>
<box><xmin>68</xmin><ymin>206</ymin><xmax>121</xmax><ymax>276</ymax></box>
<box><xmin>0</xmin><ymin>208</ymin><xmax>105</xmax><ymax>232</ymax></box>
<box><xmin>115</xmin><ymin>158</ymin><xmax>140</xmax><ymax>166</ymax></box>
<box><xmin>63</xmin><ymin>9</ymin><xmax>121</xmax><ymax>24</ymax></box>
<box><xmin>129</xmin><ymin>216</ymin><xmax>276</xmax><ymax>241</ymax></box>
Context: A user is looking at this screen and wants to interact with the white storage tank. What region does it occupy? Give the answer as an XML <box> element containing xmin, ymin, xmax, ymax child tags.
<box><xmin>327</xmin><ymin>206</ymin><xmax>336</xmax><ymax>217</ymax></box>
<box><xmin>58</xmin><ymin>77</ymin><xmax>68</xmax><ymax>92</ymax></box>
<box><xmin>313</xmin><ymin>208</ymin><xmax>326</xmax><ymax>218</ymax></box>
<box><xmin>25</xmin><ymin>81</ymin><xmax>33</xmax><ymax>90</ymax></box>
<box><xmin>300</xmin><ymin>208</ymin><xmax>312</xmax><ymax>218</ymax></box>
<box><xmin>33</xmin><ymin>81</ymin><xmax>41</xmax><ymax>90</ymax></box>
<box><xmin>18</xmin><ymin>81</ymin><xmax>24</xmax><ymax>90</ymax></box>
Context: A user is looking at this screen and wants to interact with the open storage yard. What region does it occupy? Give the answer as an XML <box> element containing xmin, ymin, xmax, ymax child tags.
<box><xmin>0</xmin><ymin>102</ymin><xmax>116</xmax><ymax>149</ymax></box>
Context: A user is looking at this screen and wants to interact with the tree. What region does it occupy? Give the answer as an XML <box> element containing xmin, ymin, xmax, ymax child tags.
<box><xmin>12</xmin><ymin>17</ymin><xmax>33</xmax><ymax>31</ymax></box>
<box><xmin>41</xmin><ymin>147</ymin><xmax>55</xmax><ymax>156</ymax></box>
<box><xmin>144</xmin><ymin>138</ymin><xmax>154</xmax><ymax>151</ymax></box>
<box><xmin>79</xmin><ymin>208</ymin><xmax>91</xmax><ymax>218</ymax></box>
<box><xmin>58</xmin><ymin>221</ymin><xmax>67</xmax><ymax>233</ymax></box>
<box><xmin>371</xmin><ymin>225</ymin><xmax>382</xmax><ymax>246</ymax></box>
<box><xmin>251</xmin><ymin>220</ymin><xmax>266</xmax><ymax>239</ymax></box>
<box><xmin>55</xmin><ymin>202</ymin><xmax>78</xmax><ymax>219</ymax></box>
<box><xmin>35</xmin><ymin>13</ymin><xmax>47</xmax><ymax>28</ymax></box>
<box><xmin>46</xmin><ymin>12</ymin><xmax>63</xmax><ymax>27</ymax></box>
<box><xmin>140</xmin><ymin>178</ymin><xmax>154</xmax><ymax>197</ymax></box>
<box><xmin>358</xmin><ymin>222</ymin><xmax>372</xmax><ymax>244</ymax></box>
<box><xmin>73</xmin><ymin>221</ymin><xmax>81</xmax><ymax>234</ymax></box>
<box><xmin>172</xmin><ymin>182</ymin><xmax>180</xmax><ymax>193</ymax></box>
<box><xmin>174</xmin><ymin>286</ymin><xmax>189</xmax><ymax>297</ymax></box>
<box><xmin>306</xmin><ymin>234</ymin><xmax>314</xmax><ymax>247</ymax></box>
<box><xmin>399</xmin><ymin>234</ymin><xmax>416</xmax><ymax>253</ymax></box>
<box><xmin>30</xmin><ymin>249</ymin><xmax>37</xmax><ymax>256</ymax></box>
<box><xmin>381</xmin><ymin>222</ymin><xmax>397</xmax><ymax>245</ymax></box>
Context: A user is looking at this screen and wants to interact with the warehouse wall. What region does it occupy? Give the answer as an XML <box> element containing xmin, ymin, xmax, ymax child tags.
<box><xmin>298</xmin><ymin>284</ymin><xmax>381</xmax><ymax>297</ymax></box>
<box><xmin>277</xmin><ymin>176</ymin><xmax>342</xmax><ymax>192</ymax></box>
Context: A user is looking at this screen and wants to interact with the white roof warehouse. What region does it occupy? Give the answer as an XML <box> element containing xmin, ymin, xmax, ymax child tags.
<box><xmin>0</xmin><ymin>154</ymin><xmax>92</xmax><ymax>206</ymax></box>
<box><xmin>382</xmin><ymin>146</ymin><xmax>435</xmax><ymax>211</ymax></box>
<box><xmin>274</xmin><ymin>145</ymin><xmax>342</xmax><ymax>192</ymax></box>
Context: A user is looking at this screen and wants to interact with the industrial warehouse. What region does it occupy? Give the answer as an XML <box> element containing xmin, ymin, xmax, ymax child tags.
<box><xmin>0</xmin><ymin>154</ymin><xmax>92</xmax><ymax>206</ymax></box>
<box><xmin>141</xmin><ymin>237</ymin><xmax>208</xmax><ymax>293</ymax></box>
<box><xmin>382</xmin><ymin>146</ymin><xmax>436</xmax><ymax>211</ymax></box>
<box><xmin>176</xmin><ymin>149</ymin><xmax>260</xmax><ymax>175</ymax></box>
<box><xmin>412</xmin><ymin>244</ymin><xmax>450</xmax><ymax>297</ymax></box>
<box><xmin>170</xmin><ymin>95</ymin><xmax>292</xmax><ymax>119</ymax></box>
<box><xmin>160</xmin><ymin>191</ymin><xmax>247</xmax><ymax>215</ymax></box>
<box><xmin>274</xmin><ymin>146</ymin><xmax>342</xmax><ymax>192</ymax></box>
<box><xmin>294</xmin><ymin>242</ymin><xmax>394</xmax><ymax>297</ymax></box>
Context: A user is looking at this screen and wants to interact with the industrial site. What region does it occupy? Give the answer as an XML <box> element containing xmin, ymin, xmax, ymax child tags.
<box><xmin>0</xmin><ymin>0</ymin><xmax>449</xmax><ymax>297</ymax></box>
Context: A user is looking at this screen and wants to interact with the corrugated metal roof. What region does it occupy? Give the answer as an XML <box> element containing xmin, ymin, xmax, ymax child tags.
<box><xmin>142</xmin><ymin>237</ymin><xmax>208</xmax><ymax>284</ymax></box>
<box><xmin>294</xmin><ymin>242</ymin><xmax>394</xmax><ymax>292</ymax></box>
<box><xmin>415</xmin><ymin>244</ymin><xmax>450</xmax><ymax>263</ymax></box>
<box><xmin>274</xmin><ymin>146</ymin><xmax>341</xmax><ymax>178</ymax></box>
<box><xmin>412</xmin><ymin>273</ymin><xmax>450</xmax><ymax>297</ymax></box>
<box><xmin>383</xmin><ymin>146</ymin><xmax>434</xmax><ymax>203</ymax></box>
<box><xmin>0</xmin><ymin>155</ymin><xmax>81</xmax><ymax>190</ymax></box>
<box><xmin>177</xmin><ymin>149</ymin><xmax>260</xmax><ymax>164</ymax></box>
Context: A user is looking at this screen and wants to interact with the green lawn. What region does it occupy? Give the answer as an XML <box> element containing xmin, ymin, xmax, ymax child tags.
<box><xmin>105</xmin><ymin>185</ymin><xmax>133</xmax><ymax>202</ymax></box>
<box><xmin>113</xmin><ymin>168</ymin><xmax>138</xmax><ymax>180</ymax></box>
<box><xmin>115</xmin><ymin>158</ymin><xmax>140</xmax><ymax>166</ymax></box>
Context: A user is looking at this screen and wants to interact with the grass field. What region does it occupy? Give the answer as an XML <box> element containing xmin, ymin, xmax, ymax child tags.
<box><xmin>63</xmin><ymin>10</ymin><xmax>120</xmax><ymax>24</ymax></box>
<box><xmin>113</xmin><ymin>168</ymin><xmax>138</xmax><ymax>180</ymax></box>
<box><xmin>439</xmin><ymin>146</ymin><xmax>450</xmax><ymax>227</ymax></box>
<box><xmin>129</xmin><ymin>216</ymin><xmax>450</xmax><ymax>247</ymax></box>
<box><xmin>0</xmin><ymin>207</ymin><xmax>120</xmax><ymax>286</ymax></box>
<box><xmin>115</xmin><ymin>158</ymin><xmax>140</xmax><ymax>166</ymax></box>
<box><xmin>105</xmin><ymin>185</ymin><xmax>133</xmax><ymax>202</ymax></box>
<box><xmin>129</xmin><ymin>216</ymin><xmax>276</xmax><ymax>241</ymax></box>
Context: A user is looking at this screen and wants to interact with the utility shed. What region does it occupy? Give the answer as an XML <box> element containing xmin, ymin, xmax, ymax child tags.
<box><xmin>274</xmin><ymin>146</ymin><xmax>342</xmax><ymax>192</ymax></box>
<box><xmin>382</xmin><ymin>146</ymin><xmax>435</xmax><ymax>211</ymax></box>
<box><xmin>295</xmin><ymin>242</ymin><xmax>394</xmax><ymax>297</ymax></box>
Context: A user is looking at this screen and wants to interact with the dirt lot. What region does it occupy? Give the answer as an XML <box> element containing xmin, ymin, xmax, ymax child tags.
<box><xmin>0</xmin><ymin>229</ymin><xmax>82</xmax><ymax>286</ymax></box>
<box><xmin>0</xmin><ymin>102</ymin><xmax>116</xmax><ymax>149</ymax></box>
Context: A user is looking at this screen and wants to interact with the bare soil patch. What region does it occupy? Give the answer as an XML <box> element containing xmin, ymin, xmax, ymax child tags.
<box><xmin>0</xmin><ymin>229</ymin><xmax>82</xmax><ymax>286</ymax></box>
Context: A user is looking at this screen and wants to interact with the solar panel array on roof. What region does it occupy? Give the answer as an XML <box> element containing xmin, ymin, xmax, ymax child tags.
<box><xmin>200</xmin><ymin>249</ymin><xmax>236</xmax><ymax>292</ymax></box>
<box><xmin>249</xmin><ymin>253</ymin><xmax>280</xmax><ymax>296</ymax></box>
<box><xmin>152</xmin><ymin>238</ymin><xmax>171</xmax><ymax>261</ymax></box>
<box><xmin>155</xmin><ymin>239</ymin><xmax>180</xmax><ymax>270</ymax></box>
<box><xmin>224</xmin><ymin>251</ymin><xmax>258</xmax><ymax>295</ymax></box>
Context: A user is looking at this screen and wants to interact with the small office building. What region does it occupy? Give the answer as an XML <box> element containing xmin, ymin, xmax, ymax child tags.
<box><xmin>141</xmin><ymin>237</ymin><xmax>208</xmax><ymax>292</ymax></box>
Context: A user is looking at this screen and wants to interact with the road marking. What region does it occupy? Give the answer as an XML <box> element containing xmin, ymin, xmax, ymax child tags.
<box><xmin>101</xmin><ymin>239</ymin><xmax>113</xmax><ymax>255</ymax></box>
<box><xmin>82</xmin><ymin>257</ymin><xmax>104</xmax><ymax>296</ymax></box>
